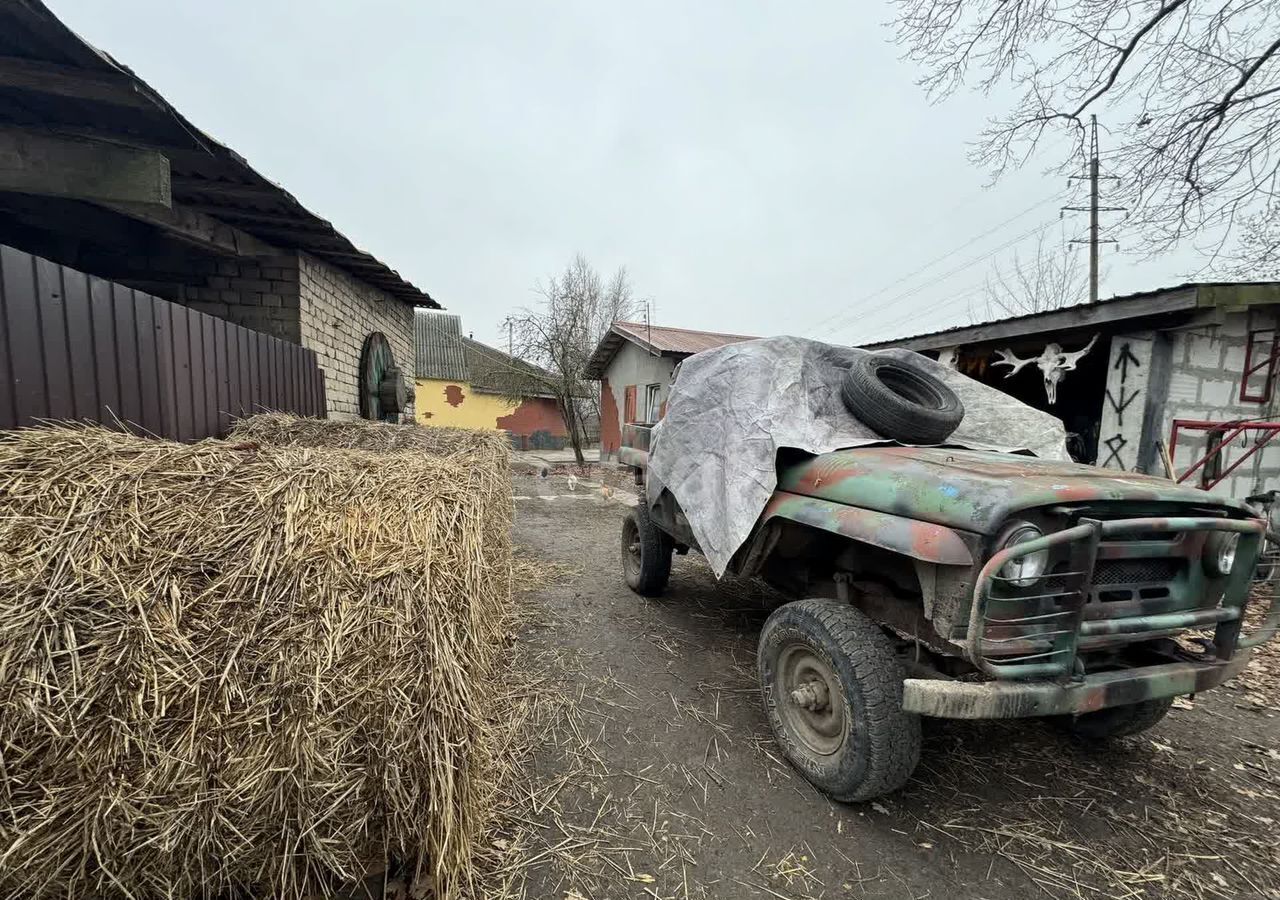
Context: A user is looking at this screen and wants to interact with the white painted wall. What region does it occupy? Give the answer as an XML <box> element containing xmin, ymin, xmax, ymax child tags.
<box><xmin>599</xmin><ymin>341</ymin><xmax>678</xmax><ymax>460</ymax></box>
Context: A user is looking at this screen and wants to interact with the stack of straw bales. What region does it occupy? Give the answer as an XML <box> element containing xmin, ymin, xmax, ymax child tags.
<box><xmin>0</xmin><ymin>415</ymin><xmax>513</xmax><ymax>899</ymax></box>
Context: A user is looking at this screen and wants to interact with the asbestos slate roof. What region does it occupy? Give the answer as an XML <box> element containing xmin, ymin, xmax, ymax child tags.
<box><xmin>583</xmin><ymin>321</ymin><xmax>757</xmax><ymax>379</ymax></box>
<box><xmin>414</xmin><ymin>312</ymin><xmax>468</xmax><ymax>380</ymax></box>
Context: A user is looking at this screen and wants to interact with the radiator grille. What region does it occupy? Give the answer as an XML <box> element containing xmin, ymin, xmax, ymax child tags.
<box><xmin>1092</xmin><ymin>558</ymin><xmax>1179</xmax><ymax>586</ymax></box>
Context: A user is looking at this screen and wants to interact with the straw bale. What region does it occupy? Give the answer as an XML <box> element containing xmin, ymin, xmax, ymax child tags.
<box><xmin>0</xmin><ymin>421</ymin><xmax>513</xmax><ymax>899</ymax></box>
<box><xmin>227</xmin><ymin>413</ymin><xmax>505</xmax><ymax>459</ymax></box>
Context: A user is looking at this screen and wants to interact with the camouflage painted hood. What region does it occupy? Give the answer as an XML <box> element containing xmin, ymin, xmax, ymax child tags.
<box><xmin>779</xmin><ymin>447</ymin><xmax>1249</xmax><ymax>535</ymax></box>
<box><xmin>646</xmin><ymin>336</ymin><xmax>1073</xmax><ymax>576</ymax></box>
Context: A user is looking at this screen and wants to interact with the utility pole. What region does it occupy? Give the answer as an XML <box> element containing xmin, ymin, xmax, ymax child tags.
<box><xmin>1088</xmin><ymin>118</ymin><xmax>1100</xmax><ymax>304</ymax></box>
<box><xmin>1065</xmin><ymin>116</ymin><xmax>1123</xmax><ymax>304</ymax></box>
<box><xmin>502</xmin><ymin>316</ymin><xmax>513</xmax><ymax>356</ymax></box>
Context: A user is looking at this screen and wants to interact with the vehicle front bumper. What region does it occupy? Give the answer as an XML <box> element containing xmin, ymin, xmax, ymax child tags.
<box><xmin>901</xmin><ymin>653</ymin><xmax>1251</xmax><ymax>719</ymax></box>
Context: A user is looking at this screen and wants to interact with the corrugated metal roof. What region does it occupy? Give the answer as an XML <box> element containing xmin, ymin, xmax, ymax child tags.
<box><xmin>0</xmin><ymin>1</ymin><xmax>437</xmax><ymax>307</ymax></box>
<box><xmin>584</xmin><ymin>321</ymin><xmax>757</xmax><ymax>379</ymax></box>
<box><xmin>415</xmin><ymin>312</ymin><xmax>468</xmax><ymax>380</ymax></box>
<box><xmin>860</xmin><ymin>281</ymin><xmax>1280</xmax><ymax>352</ymax></box>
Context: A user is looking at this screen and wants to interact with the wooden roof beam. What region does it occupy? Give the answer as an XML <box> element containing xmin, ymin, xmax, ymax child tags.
<box><xmin>99</xmin><ymin>200</ymin><xmax>282</xmax><ymax>259</ymax></box>
<box><xmin>0</xmin><ymin>55</ymin><xmax>153</xmax><ymax>109</ymax></box>
<box><xmin>0</xmin><ymin>125</ymin><xmax>170</xmax><ymax>207</ymax></box>
<box><xmin>170</xmin><ymin>175</ymin><xmax>287</xmax><ymax>201</ymax></box>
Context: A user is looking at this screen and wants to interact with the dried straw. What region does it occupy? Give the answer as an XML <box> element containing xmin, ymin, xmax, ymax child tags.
<box><xmin>0</xmin><ymin>417</ymin><xmax>513</xmax><ymax>899</ymax></box>
<box><xmin>227</xmin><ymin>412</ymin><xmax>501</xmax><ymax>457</ymax></box>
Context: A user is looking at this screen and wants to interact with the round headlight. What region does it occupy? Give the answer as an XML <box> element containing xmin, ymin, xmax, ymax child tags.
<box><xmin>1204</xmin><ymin>532</ymin><xmax>1239</xmax><ymax>577</ymax></box>
<box><xmin>997</xmin><ymin>522</ymin><xmax>1049</xmax><ymax>587</ymax></box>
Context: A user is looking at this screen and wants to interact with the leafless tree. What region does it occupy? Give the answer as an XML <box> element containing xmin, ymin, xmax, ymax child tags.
<box><xmin>1222</xmin><ymin>202</ymin><xmax>1280</xmax><ymax>277</ymax></box>
<box><xmin>976</xmin><ymin>233</ymin><xmax>1090</xmax><ymax>321</ymax></box>
<box><xmin>494</xmin><ymin>255</ymin><xmax>638</xmax><ymax>464</ymax></box>
<box><xmin>894</xmin><ymin>0</ymin><xmax>1280</xmax><ymax>260</ymax></box>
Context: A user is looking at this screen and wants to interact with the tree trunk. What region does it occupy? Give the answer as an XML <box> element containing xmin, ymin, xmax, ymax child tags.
<box><xmin>559</xmin><ymin>395</ymin><xmax>586</xmax><ymax>465</ymax></box>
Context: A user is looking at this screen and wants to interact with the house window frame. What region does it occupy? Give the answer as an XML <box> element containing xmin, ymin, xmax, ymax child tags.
<box><xmin>643</xmin><ymin>383</ymin><xmax>662</xmax><ymax>423</ymax></box>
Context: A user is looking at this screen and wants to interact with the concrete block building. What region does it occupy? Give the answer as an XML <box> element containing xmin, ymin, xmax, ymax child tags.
<box><xmin>0</xmin><ymin>1</ymin><xmax>434</xmax><ymax>425</ymax></box>
<box><xmin>585</xmin><ymin>321</ymin><xmax>756</xmax><ymax>460</ymax></box>
<box><xmin>867</xmin><ymin>283</ymin><xmax>1280</xmax><ymax>502</ymax></box>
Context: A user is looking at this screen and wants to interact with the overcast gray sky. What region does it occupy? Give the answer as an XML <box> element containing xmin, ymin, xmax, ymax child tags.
<box><xmin>54</xmin><ymin>0</ymin><xmax>1206</xmax><ymax>349</ymax></box>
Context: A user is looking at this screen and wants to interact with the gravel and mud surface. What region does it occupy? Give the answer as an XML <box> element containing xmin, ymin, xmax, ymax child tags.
<box><xmin>487</xmin><ymin>471</ymin><xmax>1280</xmax><ymax>900</ymax></box>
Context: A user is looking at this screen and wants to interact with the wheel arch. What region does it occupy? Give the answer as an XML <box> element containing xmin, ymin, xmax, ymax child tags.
<box><xmin>760</xmin><ymin>491</ymin><xmax>977</xmax><ymax>567</ymax></box>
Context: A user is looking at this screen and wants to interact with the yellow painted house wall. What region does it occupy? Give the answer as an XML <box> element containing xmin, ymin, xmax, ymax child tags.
<box><xmin>415</xmin><ymin>378</ymin><xmax>517</xmax><ymax>429</ymax></box>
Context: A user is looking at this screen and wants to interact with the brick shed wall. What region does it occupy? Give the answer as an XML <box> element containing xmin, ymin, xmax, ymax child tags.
<box><xmin>297</xmin><ymin>252</ymin><xmax>415</xmax><ymax>421</ymax></box>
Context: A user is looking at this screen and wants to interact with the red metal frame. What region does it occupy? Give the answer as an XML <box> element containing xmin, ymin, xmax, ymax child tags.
<box><xmin>1240</xmin><ymin>307</ymin><xmax>1279</xmax><ymax>403</ymax></box>
<box><xmin>1169</xmin><ymin>419</ymin><xmax>1280</xmax><ymax>490</ymax></box>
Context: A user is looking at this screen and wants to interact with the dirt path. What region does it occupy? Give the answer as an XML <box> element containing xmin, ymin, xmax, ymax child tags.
<box><xmin>491</xmin><ymin>472</ymin><xmax>1280</xmax><ymax>900</ymax></box>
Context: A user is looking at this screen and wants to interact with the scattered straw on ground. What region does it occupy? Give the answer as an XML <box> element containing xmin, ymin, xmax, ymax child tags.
<box><xmin>907</xmin><ymin>718</ymin><xmax>1280</xmax><ymax>900</ymax></box>
<box><xmin>0</xmin><ymin>418</ymin><xmax>512</xmax><ymax>900</ymax></box>
<box><xmin>511</xmin><ymin>554</ymin><xmax>581</xmax><ymax>594</ymax></box>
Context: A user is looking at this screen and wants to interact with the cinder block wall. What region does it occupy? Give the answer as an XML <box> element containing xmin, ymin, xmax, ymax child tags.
<box><xmin>1104</xmin><ymin>310</ymin><xmax>1280</xmax><ymax>500</ymax></box>
<box><xmin>1163</xmin><ymin>312</ymin><xmax>1280</xmax><ymax>499</ymax></box>
<box><xmin>297</xmin><ymin>252</ymin><xmax>415</xmax><ymax>420</ymax></box>
<box><xmin>176</xmin><ymin>255</ymin><xmax>302</xmax><ymax>342</ymax></box>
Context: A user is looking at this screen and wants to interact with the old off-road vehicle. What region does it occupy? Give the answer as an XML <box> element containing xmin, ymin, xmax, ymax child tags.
<box><xmin>618</xmin><ymin>350</ymin><xmax>1280</xmax><ymax>802</ymax></box>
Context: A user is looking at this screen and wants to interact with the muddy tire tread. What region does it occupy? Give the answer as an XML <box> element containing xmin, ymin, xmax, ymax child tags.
<box><xmin>759</xmin><ymin>599</ymin><xmax>920</xmax><ymax>802</ymax></box>
<box><xmin>625</xmin><ymin>500</ymin><xmax>672</xmax><ymax>596</ymax></box>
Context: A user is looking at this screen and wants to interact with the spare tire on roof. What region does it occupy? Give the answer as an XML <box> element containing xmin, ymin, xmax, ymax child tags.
<box><xmin>841</xmin><ymin>353</ymin><xmax>964</xmax><ymax>444</ymax></box>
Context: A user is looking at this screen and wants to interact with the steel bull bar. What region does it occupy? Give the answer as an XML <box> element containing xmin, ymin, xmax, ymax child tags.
<box><xmin>902</xmin><ymin>518</ymin><xmax>1280</xmax><ymax>719</ymax></box>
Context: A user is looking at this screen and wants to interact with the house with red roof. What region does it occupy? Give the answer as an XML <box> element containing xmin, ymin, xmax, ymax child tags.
<box><xmin>584</xmin><ymin>321</ymin><xmax>756</xmax><ymax>460</ymax></box>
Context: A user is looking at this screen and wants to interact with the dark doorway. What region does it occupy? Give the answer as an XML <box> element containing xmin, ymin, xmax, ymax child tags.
<box><xmin>953</xmin><ymin>333</ymin><xmax>1111</xmax><ymax>463</ymax></box>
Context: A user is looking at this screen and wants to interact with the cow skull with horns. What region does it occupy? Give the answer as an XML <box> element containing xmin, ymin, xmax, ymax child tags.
<box><xmin>992</xmin><ymin>334</ymin><xmax>1099</xmax><ymax>404</ymax></box>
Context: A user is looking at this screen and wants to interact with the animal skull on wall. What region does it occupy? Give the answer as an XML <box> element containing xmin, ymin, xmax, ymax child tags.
<box><xmin>992</xmin><ymin>334</ymin><xmax>1099</xmax><ymax>404</ymax></box>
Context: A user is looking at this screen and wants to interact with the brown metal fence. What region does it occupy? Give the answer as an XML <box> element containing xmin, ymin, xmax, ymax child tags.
<box><xmin>0</xmin><ymin>244</ymin><xmax>326</xmax><ymax>440</ymax></box>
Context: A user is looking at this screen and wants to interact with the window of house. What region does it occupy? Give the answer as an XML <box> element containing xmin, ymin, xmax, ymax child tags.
<box><xmin>644</xmin><ymin>384</ymin><xmax>662</xmax><ymax>423</ymax></box>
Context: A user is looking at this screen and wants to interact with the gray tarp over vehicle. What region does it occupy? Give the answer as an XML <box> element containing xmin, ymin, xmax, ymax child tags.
<box><xmin>646</xmin><ymin>337</ymin><xmax>1071</xmax><ymax>576</ymax></box>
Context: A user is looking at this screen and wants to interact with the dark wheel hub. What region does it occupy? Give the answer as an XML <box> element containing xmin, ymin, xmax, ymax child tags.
<box><xmin>777</xmin><ymin>643</ymin><xmax>845</xmax><ymax>756</ymax></box>
<box><xmin>622</xmin><ymin>517</ymin><xmax>641</xmax><ymax>577</ymax></box>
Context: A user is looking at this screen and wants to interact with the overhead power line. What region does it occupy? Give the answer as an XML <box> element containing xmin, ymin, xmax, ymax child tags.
<box><xmin>829</xmin><ymin>216</ymin><xmax>1062</xmax><ymax>341</ymax></box>
<box><xmin>801</xmin><ymin>188</ymin><xmax>1071</xmax><ymax>339</ymax></box>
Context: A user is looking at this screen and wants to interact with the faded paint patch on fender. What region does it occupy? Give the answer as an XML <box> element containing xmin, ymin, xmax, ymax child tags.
<box><xmin>763</xmin><ymin>490</ymin><xmax>973</xmax><ymax>566</ymax></box>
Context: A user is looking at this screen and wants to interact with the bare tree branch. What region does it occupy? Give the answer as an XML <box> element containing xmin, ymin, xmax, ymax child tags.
<box><xmin>495</xmin><ymin>255</ymin><xmax>640</xmax><ymax>464</ymax></box>
<box><xmin>895</xmin><ymin>0</ymin><xmax>1280</xmax><ymax>260</ymax></box>
<box><xmin>977</xmin><ymin>233</ymin><xmax>1090</xmax><ymax>321</ymax></box>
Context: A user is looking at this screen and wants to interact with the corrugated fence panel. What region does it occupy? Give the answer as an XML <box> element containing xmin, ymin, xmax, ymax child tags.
<box><xmin>0</xmin><ymin>244</ymin><xmax>327</xmax><ymax>439</ymax></box>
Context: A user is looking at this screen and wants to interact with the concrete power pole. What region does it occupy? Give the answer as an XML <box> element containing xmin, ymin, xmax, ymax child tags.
<box><xmin>1066</xmin><ymin>116</ymin><xmax>1122</xmax><ymax>304</ymax></box>
<box><xmin>1089</xmin><ymin>117</ymin><xmax>1100</xmax><ymax>304</ymax></box>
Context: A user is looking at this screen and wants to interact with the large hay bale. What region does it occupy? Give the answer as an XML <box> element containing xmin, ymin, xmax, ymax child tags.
<box><xmin>227</xmin><ymin>412</ymin><xmax>503</xmax><ymax>457</ymax></box>
<box><xmin>0</xmin><ymin>421</ymin><xmax>513</xmax><ymax>899</ymax></box>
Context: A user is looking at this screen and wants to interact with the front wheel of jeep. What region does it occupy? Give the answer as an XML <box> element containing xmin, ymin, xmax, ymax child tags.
<box><xmin>1050</xmin><ymin>697</ymin><xmax>1174</xmax><ymax>741</ymax></box>
<box><xmin>757</xmin><ymin>599</ymin><xmax>920</xmax><ymax>802</ymax></box>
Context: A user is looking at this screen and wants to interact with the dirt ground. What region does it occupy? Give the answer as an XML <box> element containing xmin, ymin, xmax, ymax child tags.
<box><xmin>487</xmin><ymin>471</ymin><xmax>1280</xmax><ymax>900</ymax></box>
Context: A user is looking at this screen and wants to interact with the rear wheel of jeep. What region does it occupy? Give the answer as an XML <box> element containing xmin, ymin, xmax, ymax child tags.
<box><xmin>621</xmin><ymin>502</ymin><xmax>672</xmax><ymax>596</ymax></box>
<box><xmin>1051</xmin><ymin>697</ymin><xmax>1174</xmax><ymax>740</ymax></box>
<box><xmin>757</xmin><ymin>599</ymin><xmax>920</xmax><ymax>802</ymax></box>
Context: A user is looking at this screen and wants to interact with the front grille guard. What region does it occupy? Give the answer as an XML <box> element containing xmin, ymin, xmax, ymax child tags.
<box><xmin>966</xmin><ymin>517</ymin><xmax>1274</xmax><ymax>680</ymax></box>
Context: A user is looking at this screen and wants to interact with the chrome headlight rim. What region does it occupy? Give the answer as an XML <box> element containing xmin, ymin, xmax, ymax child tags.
<box><xmin>996</xmin><ymin>520</ymin><xmax>1050</xmax><ymax>587</ymax></box>
<box><xmin>1204</xmin><ymin>531</ymin><xmax>1239</xmax><ymax>577</ymax></box>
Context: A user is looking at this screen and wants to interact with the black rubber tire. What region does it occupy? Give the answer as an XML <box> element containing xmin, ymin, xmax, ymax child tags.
<box><xmin>1051</xmin><ymin>697</ymin><xmax>1174</xmax><ymax>741</ymax></box>
<box><xmin>840</xmin><ymin>353</ymin><xmax>964</xmax><ymax>444</ymax></box>
<box><xmin>757</xmin><ymin>599</ymin><xmax>921</xmax><ymax>802</ymax></box>
<box><xmin>621</xmin><ymin>501</ymin><xmax>672</xmax><ymax>597</ymax></box>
